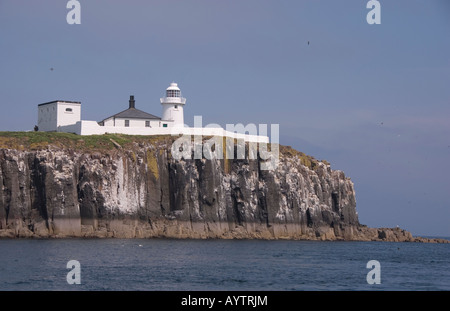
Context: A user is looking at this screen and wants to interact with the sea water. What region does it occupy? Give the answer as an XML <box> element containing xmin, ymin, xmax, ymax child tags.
<box><xmin>0</xmin><ymin>239</ymin><xmax>448</xmax><ymax>291</ymax></box>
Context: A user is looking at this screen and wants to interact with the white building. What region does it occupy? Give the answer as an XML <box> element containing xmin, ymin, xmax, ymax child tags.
<box><xmin>38</xmin><ymin>100</ymin><xmax>81</xmax><ymax>132</ymax></box>
<box><xmin>98</xmin><ymin>95</ymin><xmax>164</xmax><ymax>129</ymax></box>
<box><xmin>160</xmin><ymin>82</ymin><xmax>186</xmax><ymax>127</ymax></box>
<box><xmin>37</xmin><ymin>82</ymin><xmax>269</xmax><ymax>143</ymax></box>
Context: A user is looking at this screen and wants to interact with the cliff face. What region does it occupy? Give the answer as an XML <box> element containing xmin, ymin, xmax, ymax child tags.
<box><xmin>0</xmin><ymin>134</ymin><xmax>428</xmax><ymax>241</ymax></box>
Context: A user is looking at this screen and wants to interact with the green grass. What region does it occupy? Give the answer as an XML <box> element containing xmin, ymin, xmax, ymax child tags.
<box><xmin>0</xmin><ymin>131</ymin><xmax>174</xmax><ymax>151</ymax></box>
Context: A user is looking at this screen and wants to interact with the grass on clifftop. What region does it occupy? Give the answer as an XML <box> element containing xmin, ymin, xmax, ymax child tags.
<box><xmin>0</xmin><ymin>131</ymin><xmax>173</xmax><ymax>151</ymax></box>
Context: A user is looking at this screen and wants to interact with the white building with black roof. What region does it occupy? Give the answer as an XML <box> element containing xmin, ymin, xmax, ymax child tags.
<box><xmin>98</xmin><ymin>95</ymin><xmax>165</xmax><ymax>129</ymax></box>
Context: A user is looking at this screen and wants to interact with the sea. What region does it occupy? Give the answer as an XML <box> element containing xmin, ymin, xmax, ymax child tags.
<box><xmin>0</xmin><ymin>238</ymin><xmax>448</xmax><ymax>291</ymax></box>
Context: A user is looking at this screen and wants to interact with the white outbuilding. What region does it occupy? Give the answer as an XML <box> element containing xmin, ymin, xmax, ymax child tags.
<box><xmin>37</xmin><ymin>100</ymin><xmax>81</xmax><ymax>132</ymax></box>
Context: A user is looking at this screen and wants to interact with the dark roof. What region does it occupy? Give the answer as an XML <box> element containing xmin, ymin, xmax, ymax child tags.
<box><xmin>101</xmin><ymin>107</ymin><xmax>161</xmax><ymax>122</ymax></box>
<box><xmin>39</xmin><ymin>100</ymin><xmax>81</xmax><ymax>106</ymax></box>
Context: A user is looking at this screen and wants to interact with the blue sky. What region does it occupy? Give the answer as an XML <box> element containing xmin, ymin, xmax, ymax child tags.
<box><xmin>0</xmin><ymin>0</ymin><xmax>449</xmax><ymax>236</ymax></box>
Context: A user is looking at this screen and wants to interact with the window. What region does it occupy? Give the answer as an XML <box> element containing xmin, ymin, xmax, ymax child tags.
<box><xmin>166</xmin><ymin>90</ymin><xmax>180</xmax><ymax>97</ymax></box>
<box><xmin>163</xmin><ymin>123</ymin><xmax>168</xmax><ymax>128</ymax></box>
<box><xmin>174</xmin><ymin>105</ymin><xmax>178</xmax><ymax>109</ymax></box>
<box><xmin>125</xmin><ymin>120</ymin><xmax>130</xmax><ymax>127</ymax></box>
<box><xmin>145</xmin><ymin>121</ymin><xmax>150</xmax><ymax>127</ymax></box>
<box><xmin>65</xmin><ymin>108</ymin><xmax>73</xmax><ymax>112</ymax></box>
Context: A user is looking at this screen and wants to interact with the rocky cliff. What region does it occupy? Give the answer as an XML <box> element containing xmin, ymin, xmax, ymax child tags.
<box><xmin>0</xmin><ymin>132</ymin><xmax>445</xmax><ymax>242</ymax></box>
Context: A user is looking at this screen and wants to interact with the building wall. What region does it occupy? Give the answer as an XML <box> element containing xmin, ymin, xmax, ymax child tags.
<box><xmin>38</xmin><ymin>102</ymin><xmax>58</xmax><ymax>132</ymax></box>
<box><xmin>115</xmin><ymin>118</ymin><xmax>162</xmax><ymax>128</ymax></box>
<box><xmin>102</xmin><ymin>118</ymin><xmax>114</xmax><ymax>127</ymax></box>
<box><xmin>59</xmin><ymin>121</ymin><xmax>269</xmax><ymax>143</ymax></box>
<box><xmin>56</xmin><ymin>103</ymin><xmax>81</xmax><ymax>127</ymax></box>
<box><xmin>102</xmin><ymin>118</ymin><xmax>165</xmax><ymax>128</ymax></box>
<box><xmin>162</xmin><ymin>104</ymin><xmax>184</xmax><ymax>126</ymax></box>
<box><xmin>57</xmin><ymin>121</ymin><xmax>81</xmax><ymax>134</ymax></box>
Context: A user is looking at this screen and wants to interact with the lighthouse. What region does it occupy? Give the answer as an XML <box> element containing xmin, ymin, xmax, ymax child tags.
<box><xmin>160</xmin><ymin>82</ymin><xmax>186</xmax><ymax>127</ymax></box>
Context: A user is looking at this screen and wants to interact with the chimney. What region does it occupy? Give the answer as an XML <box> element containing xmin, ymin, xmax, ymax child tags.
<box><xmin>129</xmin><ymin>95</ymin><xmax>135</xmax><ymax>109</ymax></box>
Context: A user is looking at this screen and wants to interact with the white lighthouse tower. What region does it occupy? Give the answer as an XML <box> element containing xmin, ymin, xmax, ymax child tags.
<box><xmin>160</xmin><ymin>82</ymin><xmax>186</xmax><ymax>127</ymax></box>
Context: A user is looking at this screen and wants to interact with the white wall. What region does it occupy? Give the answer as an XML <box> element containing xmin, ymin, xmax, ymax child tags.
<box><xmin>162</xmin><ymin>104</ymin><xmax>184</xmax><ymax>127</ymax></box>
<box><xmin>103</xmin><ymin>118</ymin><xmax>114</xmax><ymax>127</ymax></box>
<box><xmin>58</xmin><ymin>122</ymin><xmax>82</xmax><ymax>134</ymax></box>
<box><xmin>57</xmin><ymin>102</ymin><xmax>81</xmax><ymax>127</ymax></box>
<box><xmin>102</xmin><ymin>118</ymin><xmax>164</xmax><ymax>128</ymax></box>
<box><xmin>114</xmin><ymin>118</ymin><xmax>161</xmax><ymax>128</ymax></box>
<box><xmin>70</xmin><ymin>120</ymin><xmax>269</xmax><ymax>143</ymax></box>
<box><xmin>38</xmin><ymin>102</ymin><xmax>58</xmax><ymax>132</ymax></box>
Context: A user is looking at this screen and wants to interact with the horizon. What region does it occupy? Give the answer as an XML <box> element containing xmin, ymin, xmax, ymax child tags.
<box><xmin>0</xmin><ymin>1</ymin><xmax>449</xmax><ymax>236</ymax></box>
